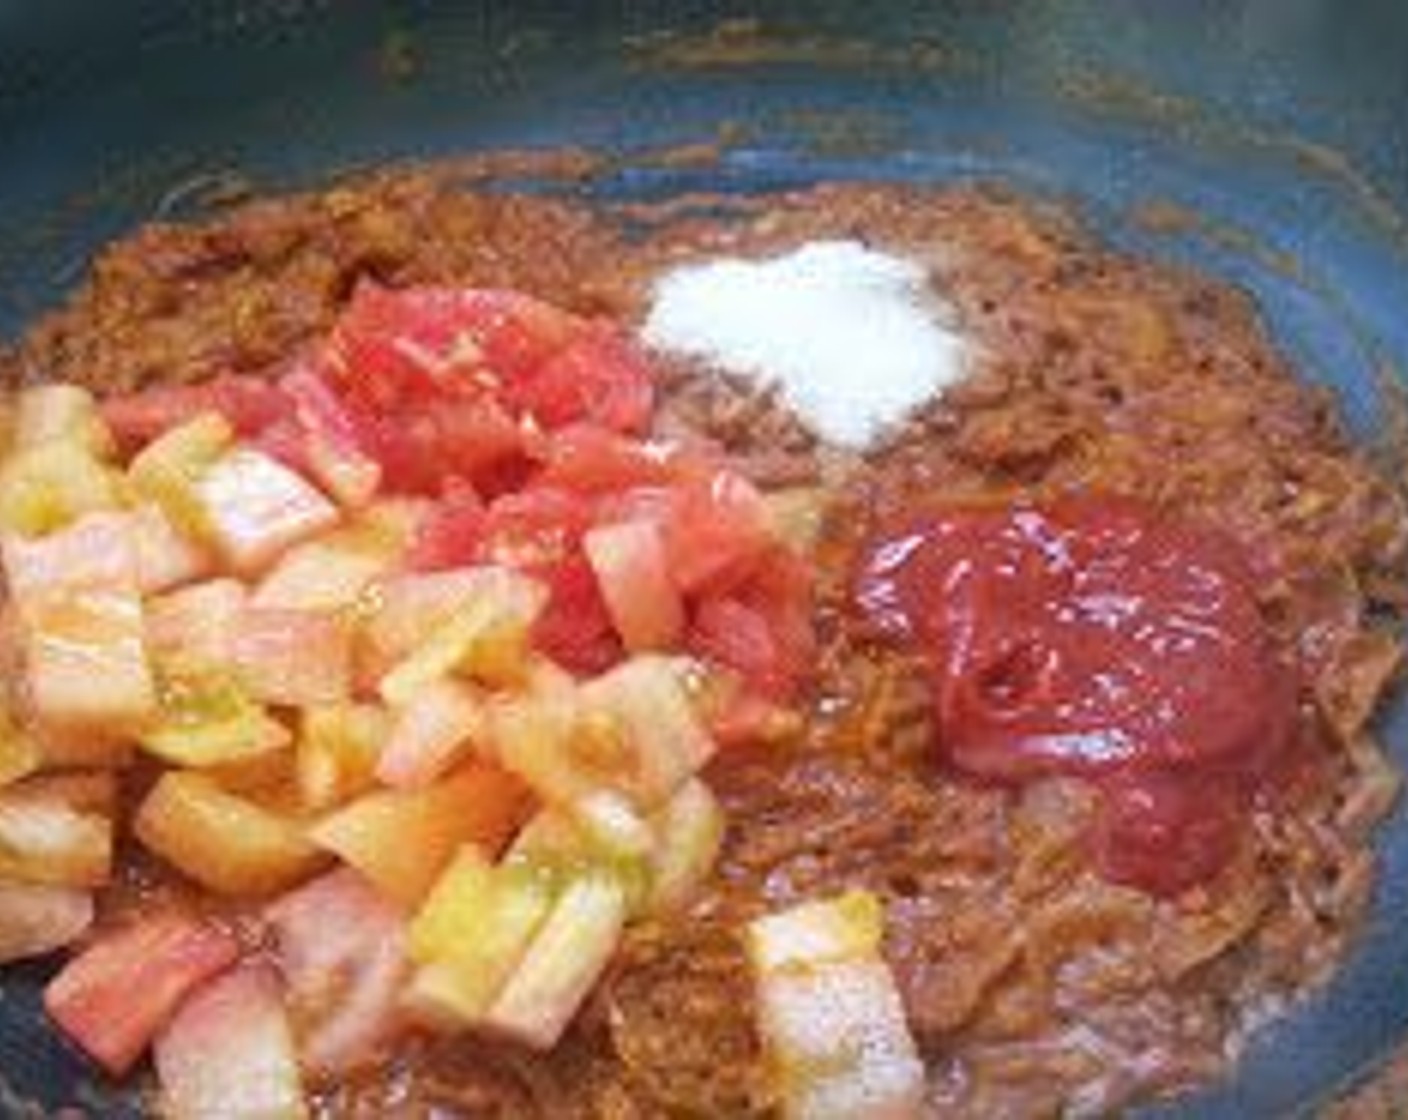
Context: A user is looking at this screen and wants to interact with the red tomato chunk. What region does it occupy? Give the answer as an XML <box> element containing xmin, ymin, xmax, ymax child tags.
<box><xmin>44</xmin><ymin>912</ymin><xmax>240</xmax><ymax>1075</ymax></box>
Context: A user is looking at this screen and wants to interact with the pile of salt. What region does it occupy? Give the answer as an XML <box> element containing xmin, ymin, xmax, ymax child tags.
<box><xmin>641</xmin><ymin>240</ymin><xmax>968</xmax><ymax>447</ymax></box>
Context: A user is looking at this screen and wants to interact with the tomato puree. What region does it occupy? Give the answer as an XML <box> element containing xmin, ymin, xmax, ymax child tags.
<box><xmin>855</xmin><ymin>496</ymin><xmax>1299</xmax><ymax>895</ymax></box>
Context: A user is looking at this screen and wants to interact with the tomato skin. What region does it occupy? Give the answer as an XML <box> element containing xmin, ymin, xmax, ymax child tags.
<box><xmin>103</xmin><ymin>376</ymin><xmax>289</xmax><ymax>454</ymax></box>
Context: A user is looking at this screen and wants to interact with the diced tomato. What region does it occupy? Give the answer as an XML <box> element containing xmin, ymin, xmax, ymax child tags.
<box><xmin>128</xmin><ymin>504</ymin><xmax>212</xmax><ymax>595</ymax></box>
<box><xmin>202</xmin><ymin>378</ymin><xmax>292</xmax><ymax>435</ymax></box>
<box><xmin>286</xmin><ymin>393</ymin><xmax>519</xmax><ymax>500</ymax></box>
<box><xmin>358</xmin><ymin>568</ymin><xmax>497</xmax><ymax>680</ymax></box>
<box><xmin>592</xmin><ymin>484</ymin><xmax>675</xmax><ymax>529</ymax></box>
<box><xmin>311</xmin><ymin>765</ymin><xmax>532</xmax><ymax>908</ymax></box>
<box><xmin>252</xmin><ymin>540</ymin><xmax>386</xmax><ymax>612</ymax></box>
<box><xmin>44</xmin><ymin>911</ymin><xmax>240</xmax><ymax>1075</ymax></box>
<box><xmin>663</xmin><ymin>468</ymin><xmax>776</xmax><ymax>596</ymax></box>
<box><xmin>280</xmin><ymin>366</ymin><xmax>381</xmax><ymax>508</ymax></box>
<box><xmin>154</xmin><ymin>965</ymin><xmax>305</xmax><ymax>1120</ymax></box>
<box><xmin>647</xmin><ymin>779</ymin><xmax>726</xmax><ymax>914</ymax></box>
<box><xmin>102</xmin><ymin>376</ymin><xmax>288</xmax><ymax>456</ymax></box>
<box><xmin>280</xmin><ymin>366</ymin><xmax>366</xmax><ymax>459</ymax></box>
<box><xmin>327</xmin><ymin>283</ymin><xmax>576</xmax><ymax>409</ymax></box>
<box><xmin>402</xmin><ymin>847</ymin><xmax>554</xmax><ymax>1030</ymax></box>
<box><xmin>326</xmin><ymin>283</ymin><xmax>651</xmax><ymax>438</ymax></box>
<box><xmin>0</xmin><ymin>881</ymin><xmax>93</xmax><ymax>965</ymax></box>
<box><xmin>265</xmin><ymin>869</ymin><xmax>409</xmax><ymax>1074</ymax></box>
<box><xmin>136</xmin><ymin>772</ymin><xmax>324</xmax><ymax>897</ymax></box>
<box><xmin>481</xmin><ymin>488</ymin><xmax>619</xmax><ymax>675</ymax></box>
<box><xmin>372</xmin><ymin>564</ymin><xmax>544</xmax><ymax>703</ymax></box>
<box><xmin>7</xmin><ymin>771</ymin><xmax>119</xmax><ymax>816</ymax></box>
<box><xmin>196</xmin><ymin>449</ymin><xmax>340</xmax><ymax>575</ymax></box>
<box><xmin>503</xmin><ymin>324</ymin><xmax>654</xmax><ymax>434</ymax></box>
<box><xmin>481</xmin><ymin>873</ymin><xmax>627</xmax><ymax>1051</ymax></box>
<box><xmin>405</xmin><ymin>481</ymin><xmax>487</xmax><ymax>572</ymax></box>
<box><xmin>445</xmin><ymin>289</ymin><xmax>578</xmax><ymax>382</ymax></box>
<box><xmin>534</xmin><ymin>424</ymin><xmax>677</xmax><ymax>494</ymax></box>
<box><xmin>1</xmin><ymin>510</ymin><xmax>136</xmax><ymax>602</ymax></box>
<box><xmin>532</xmin><ymin>556</ymin><xmax>621</xmax><ymax>676</ymax></box>
<box><xmin>4</xmin><ymin>513</ymin><xmax>158</xmax><ymax>732</ymax></box>
<box><xmin>101</xmin><ymin>287</ymin><xmax>658</xmax><ymax>504</ymax></box>
<box><xmin>376</xmin><ymin>679</ymin><xmax>485</xmax><ymax>789</ymax></box>
<box><xmin>689</xmin><ymin>551</ymin><xmax>814</xmax><ymax>702</ymax></box>
<box><xmin>363</xmin><ymin>398</ymin><xmax>526</xmax><ymax>496</ymax></box>
<box><xmin>576</xmin><ymin>655</ymin><xmax>717</xmax><ymax>806</ymax></box>
<box><xmin>231</xmin><ymin>608</ymin><xmax>353</xmax><ymax>708</ymax></box>
<box><xmin>146</xmin><ymin>578</ymin><xmax>249</xmax><ymax>669</ymax></box>
<box><xmin>481</xmin><ymin>487</ymin><xmax>594</xmax><ymax>570</ymax></box>
<box><xmin>466</xmin><ymin>454</ymin><xmax>540</xmax><ymax>502</ymax></box>
<box><xmin>0</xmin><ymin>794</ymin><xmax>111</xmax><ymax>888</ymax></box>
<box><xmin>325</xmin><ymin>284</ymin><xmax>465</xmax><ymax>409</ymax></box>
<box><xmin>14</xmin><ymin>384</ymin><xmax>106</xmax><ymax>453</ymax></box>
<box><xmin>705</xmin><ymin>689</ymin><xmax>805</xmax><ymax>750</ymax></box>
<box><xmin>690</xmin><ymin>598</ymin><xmax>780</xmax><ymax>697</ymax></box>
<box><xmin>584</xmin><ymin>520</ymin><xmax>685</xmax><ymax>653</ymax></box>
<box><xmin>747</xmin><ymin>897</ymin><xmax>923</xmax><ymax>1120</ymax></box>
<box><xmin>25</xmin><ymin>719</ymin><xmax>133</xmax><ymax>771</ymax></box>
<box><xmin>250</xmin><ymin>416</ymin><xmax>313</xmax><ymax>476</ymax></box>
<box><xmin>746</xmin><ymin>548</ymin><xmax>816</xmax><ymax>679</ymax></box>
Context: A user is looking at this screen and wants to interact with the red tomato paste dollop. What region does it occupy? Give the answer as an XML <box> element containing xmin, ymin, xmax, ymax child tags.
<box><xmin>855</xmin><ymin>497</ymin><xmax>1299</xmax><ymax>896</ymax></box>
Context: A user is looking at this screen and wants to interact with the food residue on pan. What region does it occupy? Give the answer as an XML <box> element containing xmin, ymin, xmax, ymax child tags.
<box><xmin>0</xmin><ymin>167</ymin><xmax>1402</xmax><ymax>1120</ymax></box>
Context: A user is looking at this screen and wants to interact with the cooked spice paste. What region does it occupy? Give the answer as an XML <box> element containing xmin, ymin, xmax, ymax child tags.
<box><xmin>855</xmin><ymin>497</ymin><xmax>1299</xmax><ymax>896</ymax></box>
<box><xmin>0</xmin><ymin>168</ymin><xmax>1403</xmax><ymax>1118</ymax></box>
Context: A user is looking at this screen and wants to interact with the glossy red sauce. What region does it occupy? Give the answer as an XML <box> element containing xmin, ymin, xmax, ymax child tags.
<box><xmin>855</xmin><ymin>496</ymin><xmax>1299</xmax><ymax>896</ymax></box>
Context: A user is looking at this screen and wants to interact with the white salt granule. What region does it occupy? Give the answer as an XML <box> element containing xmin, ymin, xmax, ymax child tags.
<box><xmin>641</xmin><ymin>240</ymin><xmax>968</xmax><ymax>447</ymax></box>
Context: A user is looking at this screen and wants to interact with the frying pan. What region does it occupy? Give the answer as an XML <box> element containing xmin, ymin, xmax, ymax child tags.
<box><xmin>3</xmin><ymin>2</ymin><xmax>1408</xmax><ymax>1115</ymax></box>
